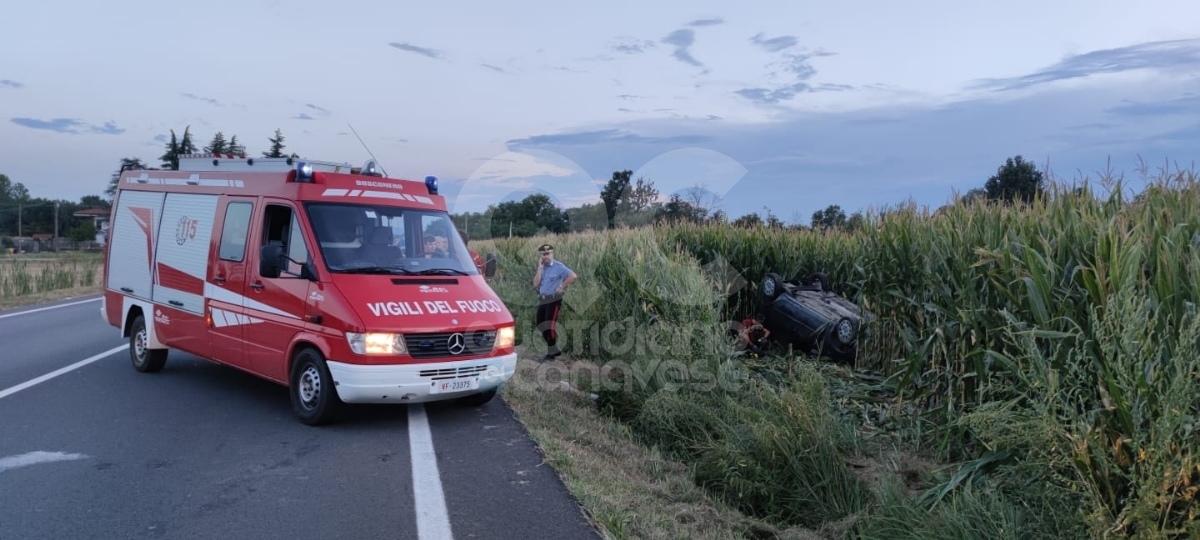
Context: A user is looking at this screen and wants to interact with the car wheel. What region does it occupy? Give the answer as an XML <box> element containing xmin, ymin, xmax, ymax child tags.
<box><xmin>129</xmin><ymin>314</ymin><xmax>168</xmax><ymax>373</ymax></box>
<box><xmin>822</xmin><ymin>318</ymin><xmax>858</xmax><ymax>364</ymax></box>
<box><xmin>290</xmin><ymin>347</ymin><xmax>341</xmax><ymax>426</ymax></box>
<box><xmin>761</xmin><ymin>273</ymin><xmax>784</xmax><ymax>302</ymax></box>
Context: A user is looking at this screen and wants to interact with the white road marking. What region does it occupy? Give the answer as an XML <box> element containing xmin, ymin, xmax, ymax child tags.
<box><xmin>408</xmin><ymin>403</ymin><xmax>454</xmax><ymax>540</ymax></box>
<box><xmin>0</xmin><ymin>451</ymin><xmax>90</xmax><ymax>473</ymax></box>
<box><xmin>0</xmin><ymin>297</ymin><xmax>101</xmax><ymax>320</ymax></box>
<box><xmin>0</xmin><ymin>345</ymin><xmax>129</xmax><ymax>401</ymax></box>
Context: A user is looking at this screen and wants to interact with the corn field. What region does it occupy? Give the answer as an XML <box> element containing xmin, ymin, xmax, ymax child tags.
<box><xmin>484</xmin><ymin>166</ymin><xmax>1200</xmax><ymax>538</ymax></box>
<box><xmin>0</xmin><ymin>256</ymin><xmax>104</xmax><ymax>298</ymax></box>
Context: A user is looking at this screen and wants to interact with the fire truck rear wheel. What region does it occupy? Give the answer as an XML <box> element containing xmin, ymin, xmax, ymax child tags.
<box><xmin>129</xmin><ymin>314</ymin><xmax>167</xmax><ymax>373</ymax></box>
<box><xmin>290</xmin><ymin>347</ymin><xmax>340</xmax><ymax>425</ymax></box>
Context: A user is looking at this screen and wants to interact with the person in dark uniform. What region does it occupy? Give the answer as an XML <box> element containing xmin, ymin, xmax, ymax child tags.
<box><xmin>532</xmin><ymin>243</ymin><xmax>576</xmax><ymax>360</ymax></box>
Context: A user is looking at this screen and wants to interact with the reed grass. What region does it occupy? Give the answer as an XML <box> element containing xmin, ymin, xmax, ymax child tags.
<box><xmin>0</xmin><ymin>255</ymin><xmax>104</xmax><ymax>298</ymax></box>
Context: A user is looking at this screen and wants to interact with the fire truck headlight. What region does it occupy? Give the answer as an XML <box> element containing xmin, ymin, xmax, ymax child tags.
<box><xmin>346</xmin><ymin>332</ymin><xmax>407</xmax><ymax>355</ymax></box>
<box><xmin>494</xmin><ymin>326</ymin><xmax>515</xmax><ymax>349</ymax></box>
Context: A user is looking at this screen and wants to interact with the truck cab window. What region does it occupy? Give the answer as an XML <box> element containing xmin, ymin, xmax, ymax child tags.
<box><xmin>262</xmin><ymin>204</ymin><xmax>310</xmax><ymax>276</ymax></box>
<box><xmin>219</xmin><ymin>201</ymin><xmax>253</xmax><ymax>262</ymax></box>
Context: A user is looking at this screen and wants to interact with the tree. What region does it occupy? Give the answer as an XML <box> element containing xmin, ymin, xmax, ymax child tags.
<box><xmin>626</xmin><ymin>176</ymin><xmax>659</xmax><ymax>212</ymax></box>
<box><xmin>600</xmin><ymin>169</ymin><xmax>631</xmax><ymax>229</ymax></box>
<box><xmin>204</xmin><ymin>132</ymin><xmax>228</xmax><ymax>155</ymax></box>
<box><xmin>263</xmin><ymin>128</ymin><xmax>288</xmax><ymax>158</ymax></box>
<box><xmin>79</xmin><ymin>195</ymin><xmax>108</xmax><ymax>208</ymax></box>
<box><xmin>683</xmin><ymin>184</ymin><xmax>719</xmax><ymax>222</ymax></box>
<box><xmin>984</xmin><ymin>155</ymin><xmax>1046</xmax><ymax>204</ymax></box>
<box><xmin>226</xmin><ymin>135</ymin><xmax>245</xmax><ymax>156</ymax></box>
<box><xmin>488</xmin><ymin>193</ymin><xmax>570</xmax><ymax>237</ymax></box>
<box><xmin>178</xmin><ymin>126</ymin><xmax>197</xmax><ymax>154</ymax></box>
<box><xmin>159</xmin><ymin>129</ymin><xmax>180</xmax><ymax>170</ymax></box>
<box><xmin>733</xmin><ymin>212</ymin><xmax>763</xmax><ymax>228</ymax></box>
<box><xmin>68</xmin><ymin>222</ymin><xmax>96</xmax><ymax>243</ymax></box>
<box><xmin>654</xmin><ymin>194</ymin><xmax>704</xmax><ymax>224</ymax></box>
<box><xmin>1</xmin><ymin>173</ymin><xmax>29</xmax><ymax>202</ymax></box>
<box><xmin>811</xmin><ymin>204</ymin><xmax>846</xmax><ymax>230</ymax></box>
<box><xmin>107</xmin><ymin>157</ymin><xmax>147</xmax><ymax>198</ymax></box>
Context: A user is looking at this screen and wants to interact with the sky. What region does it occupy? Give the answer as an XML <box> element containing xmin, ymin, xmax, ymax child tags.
<box><xmin>2</xmin><ymin>0</ymin><xmax>1200</xmax><ymax>224</ymax></box>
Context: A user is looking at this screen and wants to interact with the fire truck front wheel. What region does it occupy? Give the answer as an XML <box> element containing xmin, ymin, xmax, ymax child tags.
<box><xmin>129</xmin><ymin>314</ymin><xmax>167</xmax><ymax>373</ymax></box>
<box><xmin>290</xmin><ymin>347</ymin><xmax>342</xmax><ymax>426</ymax></box>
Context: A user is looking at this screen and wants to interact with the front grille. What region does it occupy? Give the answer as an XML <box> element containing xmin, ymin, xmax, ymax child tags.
<box><xmin>419</xmin><ymin>365</ymin><xmax>491</xmax><ymax>380</ymax></box>
<box><xmin>404</xmin><ymin>330</ymin><xmax>496</xmax><ymax>359</ymax></box>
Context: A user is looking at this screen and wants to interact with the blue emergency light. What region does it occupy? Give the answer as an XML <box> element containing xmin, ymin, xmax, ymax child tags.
<box><xmin>295</xmin><ymin>161</ymin><xmax>314</xmax><ymax>182</ymax></box>
<box><xmin>425</xmin><ymin>175</ymin><xmax>438</xmax><ymax>195</ymax></box>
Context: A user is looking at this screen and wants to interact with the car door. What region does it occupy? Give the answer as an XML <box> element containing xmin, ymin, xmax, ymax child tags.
<box><xmin>207</xmin><ymin>196</ymin><xmax>256</xmax><ymax>372</ymax></box>
<box><xmin>242</xmin><ymin>198</ymin><xmax>315</xmax><ymax>383</ymax></box>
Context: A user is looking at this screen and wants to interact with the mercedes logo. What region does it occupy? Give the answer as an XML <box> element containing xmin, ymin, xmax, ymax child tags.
<box><xmin>447</xmin><ymin>333</ymin><xmax>466</xmax><ymax>355</ymax></box>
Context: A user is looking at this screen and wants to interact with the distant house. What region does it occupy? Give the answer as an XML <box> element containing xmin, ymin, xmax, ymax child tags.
<box><xmin>73</xmin><ymin>207</ymin><xmax>112</xmax><ymax>246</ymax></box>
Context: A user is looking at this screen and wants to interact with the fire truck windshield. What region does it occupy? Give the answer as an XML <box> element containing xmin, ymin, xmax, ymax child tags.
<box><xmin>303</xmin><ymin>202</ymin><xmax>478</xmax><ymax>274</ymax></box>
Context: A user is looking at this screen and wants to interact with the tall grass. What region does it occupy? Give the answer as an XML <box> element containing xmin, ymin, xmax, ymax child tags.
<box><xmin>486</xmin><ymin>164</ymin><xmax>1200</xmax><ymax>538</ymax></box>
<box><xmin>0</xmin><ymin>256</ymin><xmax>103</xmax><ymax>298</ymax></box>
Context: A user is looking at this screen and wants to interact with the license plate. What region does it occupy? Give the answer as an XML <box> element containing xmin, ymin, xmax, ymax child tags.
<box><xmin>431</xmin><ymin>378</ymin><xmax>479</xmax><ymax>394</ymax></box>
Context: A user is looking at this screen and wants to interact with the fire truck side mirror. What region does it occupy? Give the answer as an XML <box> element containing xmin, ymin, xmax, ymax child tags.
<box><xmin>260</xmin><ymin>244</ymin><xmax>285</xmax><ymax>278</ymax></box>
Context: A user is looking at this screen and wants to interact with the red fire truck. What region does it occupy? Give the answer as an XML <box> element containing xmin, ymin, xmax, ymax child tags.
<box><xmin>102</xmin><ymin>153</ymin><xmax>516</xmax><ymax>425</ymax></box>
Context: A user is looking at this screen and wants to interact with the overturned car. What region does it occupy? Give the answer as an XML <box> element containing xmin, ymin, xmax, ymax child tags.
<box><xmin>758</xmin><ymin>271</ymin><xmax>871</xmax><ymax>363</ymax></box>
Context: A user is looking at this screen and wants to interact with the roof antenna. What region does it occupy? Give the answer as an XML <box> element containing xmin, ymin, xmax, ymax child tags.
<box><xmin>347</xmin><ymin>123</ymin><xmax>387</xmax><ymax>177</ymax></box>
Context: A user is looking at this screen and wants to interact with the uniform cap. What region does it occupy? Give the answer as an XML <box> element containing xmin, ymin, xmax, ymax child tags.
<box><xmin>538</xmin><ymin>243</ymin><xmax>553</xmax><ymax>252</ymax></box>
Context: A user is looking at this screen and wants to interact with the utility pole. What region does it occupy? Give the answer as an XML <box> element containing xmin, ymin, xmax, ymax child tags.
<box><xmin>16</xmin><ymin>203</ymin><xmax>21</xmax><ymax>250</ymax></box>
<box><xmin>54</xmin><ymin>201</ymin><xmax>60</xmax><ymax>252</ymax></box>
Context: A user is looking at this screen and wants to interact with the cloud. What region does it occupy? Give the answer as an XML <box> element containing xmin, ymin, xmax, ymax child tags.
<box><xmin>736</xmin><ymin>48</ymin><xmax>844</xmax><ymax>105</ymax></box>
<box><xmin>486</xmin><ymin>67</ymin><xmax>1200</xmax><ymax>222</ymax></box>
<box><xmin>293</xmin><ymin>113</ymin><xmax>315</xmax><ymax>120</ymax></box>
<box><xmin>971</xmin><ymin>38</ymin><xmax>1200</xmax><ymax>92</ymax></box>
<box><xmin>306</xmin><ymin>103</ymin><xmax>331</xmax><ymax>115</ymax></box>
<box><xmin>153</xmin><ymin>134</ymin><xmax>168</xmax><ymax>143</ymax></box>
<box><xmin>612</xmin><ymin>36</ymin><xmax>656</xmax><ymax>55</ymax></box>
<box><xmin>11</xmin><ymin>118</ymin><xmax>125</xmax><ymax>135</ymax></box>
<box><xmin>0</xmin><ymin>79</ymin><xmax>22</xmax><ymax>89</ymax></box>
<box><xmin>662</xmin><ymin>28</ymin><xmax>704</xmax><ymax>69</ymax></box>
<box><xmin>687</xmin><ymin>18</ymin><xmax>725</xmax><ymax>27</ymax></box>
<box><xmin>480</xmin><ymin>63</ymin><xmax>506</xmax><ymax>73</ymax></box>
<box><xmin>181</xmin><ymin>92</ymin><xmax>221</xmax><ymax>106</ymax></box>
<box><xmin>1105</xmin><ymin>95</ymin><xmax>1200</xmax><ymax>116</ymax></box>
<box><xmin>388</xmin><ymin>42</ymin><xmax>443</xmax><ymax>59</ymax></box>
<box><xmin>440</xmin><ymin>150</ymin><xmax>604</xmax><ymax>216</ymax></box>
<box><xmin>728</xmin><ymin>31</ymin><xmax>850</xmax><ymax>106</ymax></box>
<box><xmin>507</xmin><ymin>128</ymin><xmax>712</xmax><ymax>149</ymax></box>
<box><xmin>750</xmin><ymin>32</ymin><xmax>798</xmax><ymax>53</ymax></box>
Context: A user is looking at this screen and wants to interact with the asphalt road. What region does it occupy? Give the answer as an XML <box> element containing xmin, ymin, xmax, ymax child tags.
<box><xmin>0</xmin><ymin>295</ymin><xmax>600</xmax><ymax>540</ymax></box>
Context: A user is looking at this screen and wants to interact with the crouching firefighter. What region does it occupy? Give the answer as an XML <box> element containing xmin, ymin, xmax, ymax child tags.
<box><xmin>737</xmin><ymin>313</ymin><xmax>771</xmax><ymax>356</ymax></box>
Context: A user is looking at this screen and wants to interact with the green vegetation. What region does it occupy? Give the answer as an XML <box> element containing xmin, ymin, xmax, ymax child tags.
<box><xmin>490</xmin><ymin>161</ymin><xmax>1200</xmax><ymax>539</ymax></box>
<box><xmin>0</xmin><ymin>253</ymin><xmax>104</xmax><ymax>299</ymax></box>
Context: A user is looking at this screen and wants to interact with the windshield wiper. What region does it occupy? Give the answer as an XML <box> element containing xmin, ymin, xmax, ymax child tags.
<box><xmin>336</xmin><ymin>265</ymin><xmax>415</xmax><ymax>275</ymax></box>
<box><xmin>413</xmin><ymin>268</ymin><xmax>470</xmax><ymax>276</ymax></box>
